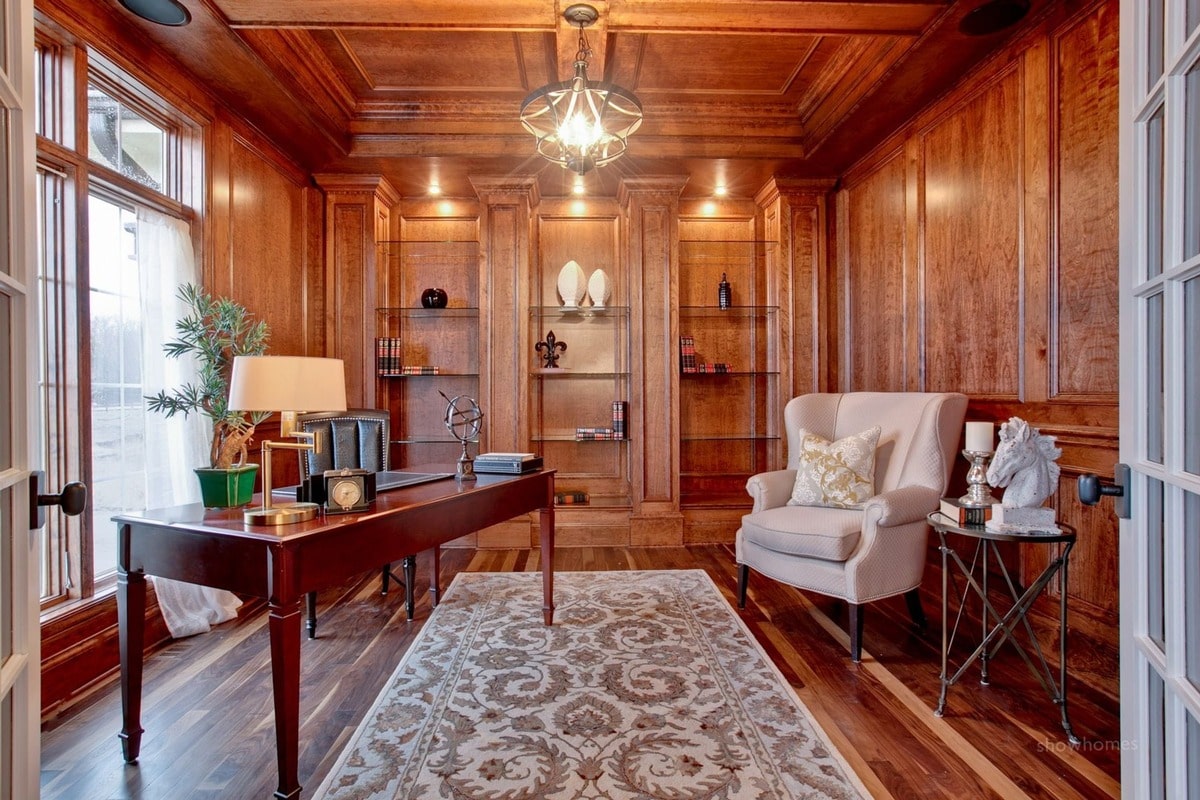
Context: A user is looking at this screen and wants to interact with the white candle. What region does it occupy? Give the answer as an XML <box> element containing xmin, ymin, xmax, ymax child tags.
<box><xmin>965</xmin><ymin>421</ymin><xmax>994</xmax><ymax>453</ymax></box>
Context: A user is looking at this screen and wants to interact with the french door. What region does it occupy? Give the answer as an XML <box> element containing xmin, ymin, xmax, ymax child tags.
<box><xmin>1119</xmin><ymin>0</ymin><xmax>1200</xmax><ymax>796</ymax></box>
<box><xmin>0</xmin><ymin>0</ymin><xmax>39</xmax><ymax>797</ymax></box>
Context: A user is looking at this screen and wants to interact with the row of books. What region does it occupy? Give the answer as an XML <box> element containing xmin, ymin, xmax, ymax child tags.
<box><xmin>575</xmin><ymin>427</ymin><xmax>623</xmax><ymax>440</ymax></box>
<box><xmin>379</xmin><ymin>365</ymin><xmax>441</xmax><ymax>376</ymax></box>
<box><xmin>678</xmin><ymin>335</ymin><xmax>733</xmax><ymax>374</ymax></box>
<box><xmin>375</xmin><ymin>338</ymin><xmax>441</xmax><ymax>376</ymax></box>
<box><xmin>554</xmin><ymin>491</ymin><xmax>590</xmax><ymax>505</ymax></box>
<box><xmin>687</xmin><ymin>362</ymin><xmax>734</xmax><ymax>373</ymax></box>
<box><xmin>576</xmin><ymin>401</ymin><xmax>628</xmax><ymax>440</ymax></box>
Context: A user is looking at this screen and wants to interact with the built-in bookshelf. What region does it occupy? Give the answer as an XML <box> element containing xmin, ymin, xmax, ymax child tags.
<box><xmin>376</xmin><ymin>237</ymin><xmax>480</xmax><ymax>468</ymax></box>
<box><xmin>530</xmin><ymin>212</ymin><xmax>631</xmax><ymax>508</ymax></box>
<box><xmin>678</xmin><ymin>237</ymin><xmax>780</xmax><ymax>507</ymax></box>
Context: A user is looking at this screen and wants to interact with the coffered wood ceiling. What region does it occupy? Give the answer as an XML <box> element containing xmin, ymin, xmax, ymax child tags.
<box><xmin>103</xmin><ymin>0</ymin><xmax>1054</xmax><ymax>196</ymax></box>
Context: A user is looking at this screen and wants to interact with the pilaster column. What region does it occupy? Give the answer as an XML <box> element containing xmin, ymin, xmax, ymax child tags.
<box><xmin>755</xmin><ymin>178</ymin><xmax>835</xmax><ymax>398</ymax></box>
<box><xmin>313</xmin><ymin>174</ymin><xmax>399</xmax><ymax>406</ymax></box>
<box><xmin>468</xmin><ymin>176</ymin><xmax>539</xmax><ymax>456</ymax></box>
<box><xmin>619</xmin><ymin>176</ymin><xmax>688</xmax><ymax>545</ymax></box>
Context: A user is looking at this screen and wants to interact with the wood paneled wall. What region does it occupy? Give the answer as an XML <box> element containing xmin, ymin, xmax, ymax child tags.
<box><xmin>834</xmin><ymin>0</ymin><xmax>1119</xmax><ymax>696</ymax></box>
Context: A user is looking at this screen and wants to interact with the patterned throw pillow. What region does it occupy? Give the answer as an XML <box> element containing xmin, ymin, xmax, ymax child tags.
<box><xmin>787</xmin><ymin>426</ymin><xmax>881</xmax><ymax>509</ymax></box>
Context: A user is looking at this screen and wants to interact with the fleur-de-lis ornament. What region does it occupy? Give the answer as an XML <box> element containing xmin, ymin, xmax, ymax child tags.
<box><xmin>535</xmin><ymin>330</ymin><xmax>567</xmax><ymax>368</ymax></box>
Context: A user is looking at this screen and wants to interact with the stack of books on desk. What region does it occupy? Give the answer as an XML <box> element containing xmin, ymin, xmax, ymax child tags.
<box><xmin>473</xmin><ymin>452</ymin><xmax>543</xmax><ymax>474</ymax></box>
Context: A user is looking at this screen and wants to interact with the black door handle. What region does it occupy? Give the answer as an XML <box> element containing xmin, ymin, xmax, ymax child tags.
<box><xmin>29</xmin><ymin>470</ymin><xmax>88</xmax><ymax>530</ymax></box>
<box><xmin>1077</xmin><ymin>463</ymin><xmax>1130</xmax><ymax>520</ymax></box>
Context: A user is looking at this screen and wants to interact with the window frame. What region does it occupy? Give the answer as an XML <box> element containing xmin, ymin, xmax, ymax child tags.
<box><xmin>34</xmin><ymin>21</ymin><xmax>201</xmax><ymax>616</ymax></box>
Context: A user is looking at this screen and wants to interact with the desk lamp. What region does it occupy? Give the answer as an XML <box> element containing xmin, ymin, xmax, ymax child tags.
<box><xmin>227</xmin><ymin>355</ymin><xmax>347</xmax><ymax>525</ymax></box>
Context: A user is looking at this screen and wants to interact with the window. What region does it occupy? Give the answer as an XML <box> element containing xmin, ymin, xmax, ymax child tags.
<box><xmin>35</xmin><ymin>32</ymin><xmax>201</xmax><ymax>610</ymax></box>
<box><xmin>87</xmin><ymin>195</ymin><xmax>145</xmax><ymax>580</ymax></box>
<box><xmin>87</xmin><ymin>85</ymin><xmax>166</xmax><ymax>193</ymax></box>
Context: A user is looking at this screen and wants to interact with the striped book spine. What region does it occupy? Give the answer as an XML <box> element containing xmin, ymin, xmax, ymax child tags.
<box><xmin>376</xmin><ymin>337</ymin><xmax>405</xmax><ymax>376</ymax></box>
<box><xmin>575</xmin><ymin>427</ymin><xmax>619</xmax><ymax>440</ymax></box>
<box><xmin>679</xmin><ymin>335</ymin><xmax>697</xmax><ymax>373</ymax></box>
<box><xmin>612</xmin><ymin>401</ymin><xmax>627</xmax><ymax>439</ymax></box>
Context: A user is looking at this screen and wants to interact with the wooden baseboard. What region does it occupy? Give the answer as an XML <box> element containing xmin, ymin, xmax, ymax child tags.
<box><xmin>41</xmin><ymin>583</ymin><xmax>172</xmax><ymax>719</ymax></box>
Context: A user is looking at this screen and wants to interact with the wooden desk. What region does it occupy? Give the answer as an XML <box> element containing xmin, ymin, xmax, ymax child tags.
<box><xmin>115</xmin><ymin>469</ymin><xmax>555</xmax><ymax>800</ymax></box>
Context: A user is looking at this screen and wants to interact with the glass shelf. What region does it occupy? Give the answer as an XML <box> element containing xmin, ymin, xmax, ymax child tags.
<box><xmin>680</xmin><ymin>370</ymin><xmax>780</xmax><ymax>377</ymax></box>
<box><xmin>377</xmin><ymin>307</ymin><xmax>479</xmax><ymax>317</ymax></box>
<box><xmin>531</xmin><ymin>369</ymin><xmax>628</xmax><ymax>378</ymax></box>
<box><xmin>532</xmin><ymin>307</ymin><xmax>633</xmax><ymax>316</ymax></box>
<box><xmin>391</xmin><ymin>437</ymin><xmax>479</xmax><ymax>445</ymax></box>
<box><xmin>679</xmin><ymin>305</ymin><xmax>778</xmax><ymax>317</ymax></box>
<box><xmin>678</xmin><ymin>490</ymin><xmax>754</xmax><ymax>508</ymax></box>
<box><xmin>679</xmin><ymin>433</ymin><xmax>780</xmax><ymax>442</ymax></box>
<box><xmin>378</xmin><ymin>371</ymin><xmax>480</xmax><ymax>378</ymax></box>
<box><xmin>532</xmin><ymin>432</ymin><xmax>631</xmax><ymax>443</ymax></box>
<box><xmin>553</xmin><ymin>494</ymin><xmax>633</xmax><ymax>509</ymax></box>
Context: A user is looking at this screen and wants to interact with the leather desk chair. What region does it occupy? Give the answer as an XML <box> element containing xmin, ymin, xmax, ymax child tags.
<box><xmin>297</xmin><ymin>409</ymin><xmax>427</xmax><ymax>637</ymax></box>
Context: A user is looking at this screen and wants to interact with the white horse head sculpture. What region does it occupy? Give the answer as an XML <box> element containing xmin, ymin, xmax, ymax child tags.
<box><xmin>985</xmin><ymin>417</ymin><xmax>1061</xmax><ymax>508</ymax></box>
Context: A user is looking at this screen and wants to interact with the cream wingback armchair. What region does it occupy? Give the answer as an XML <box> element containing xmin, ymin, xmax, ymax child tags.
<box><xmin>736</xmin><ymin>392</ymin><xmax>968</xmax><ymax>662</ymax></box>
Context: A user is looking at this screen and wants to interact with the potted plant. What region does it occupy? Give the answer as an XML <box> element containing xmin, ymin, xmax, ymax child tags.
<box><xmin>146</xmin><ymin>283</ymin><xmax>270</xmax><ymax>507</ymax></box>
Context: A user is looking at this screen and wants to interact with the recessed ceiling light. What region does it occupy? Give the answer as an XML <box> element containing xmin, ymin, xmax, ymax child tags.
<box><xmin>714</xmin><ymin>185</ymin><xmax>728</xmax><ymax>197</ymax></box>
<box><xmin>118</xmin><ymin>0</ymin><xmax>191</xmax><ymax>26</ymax></box>
<box><xmin>429</xmin><ymin>183</ymin><xmax>442</xmax><ymax>196</ymax></box>
<box><xmin>959</xmin><ymin>0</ymin><xmax>1030</xmax><ymax>36</ymax></box>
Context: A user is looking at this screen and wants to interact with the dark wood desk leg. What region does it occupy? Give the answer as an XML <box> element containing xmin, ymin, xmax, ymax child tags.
<box><xmin>430</xmin><ymin>546</ymin><xmax>441</xmax><ymax>608</ymax></box>
<box><xmin>305</xmin><ymin>591</ymin><xmax>317</xmax><ymax>639</ymax></box>
<box><xmin>403</xmin><ymin>556</ymin><xmax>417</xmax><ymax>620</ymax></box>
<box><xmin>269</xmin><ymin>597</ymin><xmax>303</xmax><ymax>800</ymax></box>
<box><xmin>117</xmin><ymin>524</ymin><xmax>145</xmax><ymax>764</ymax></box>
<box><xmin>540</xmin><ymin>497</ymin><xmax>555</xmax><ymax>625</ymax></box>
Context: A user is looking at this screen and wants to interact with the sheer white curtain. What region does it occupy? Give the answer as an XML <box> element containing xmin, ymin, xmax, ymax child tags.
<box><xmin>138</xmin><ymin>207</ymin><xmax>242</xmax><ymax>637</ymax></box>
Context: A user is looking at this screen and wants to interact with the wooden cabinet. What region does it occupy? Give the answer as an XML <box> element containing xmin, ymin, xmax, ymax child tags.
<box><xmin>678</xmin><ymin>237</ymin><xmax>781</xmax><ymax>507</ymax></box>
<box><xmin>376</xmin><ymin>238</ymin><xmax>480</xmax><ymax>468</ymax></box>
<box><xmin>529</xmin><ymin>208</ymin><xmax>631</xmax><ymax>508</ymax></box>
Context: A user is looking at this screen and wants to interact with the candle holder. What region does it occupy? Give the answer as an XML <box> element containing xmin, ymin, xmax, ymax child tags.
<box><xmin>959</xmin><ymin>450</ymin><xmax>999</xmax><ymax>507</ymax></box>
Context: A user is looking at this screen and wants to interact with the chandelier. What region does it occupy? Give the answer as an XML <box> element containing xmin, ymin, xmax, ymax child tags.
<box><xmin>519</xmin><ymin>4</ymin><xmax>643</xmax><ymax>175</ymax></box>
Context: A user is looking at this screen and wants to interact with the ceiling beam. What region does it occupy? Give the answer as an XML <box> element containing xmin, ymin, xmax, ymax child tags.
<box><xmin>214</xmin><ymin>0</ymin><xmax>946</xmax><ymax>36</ymax></box>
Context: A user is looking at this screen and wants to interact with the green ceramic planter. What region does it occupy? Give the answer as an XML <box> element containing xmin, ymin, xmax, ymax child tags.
<box><xmin>194</xmin><ymin>464</ymin><xmax>259</xmax><ymax>508</ymax></box>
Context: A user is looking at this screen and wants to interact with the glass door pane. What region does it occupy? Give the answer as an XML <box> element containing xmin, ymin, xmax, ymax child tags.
<box><xmin>1186</xmin><ymin>67</ymin><xmax>1200</xmax><ymax>260</ymax></box>
<box><xmin>1149</xmin><ymin>0</ymin><xmax>1165</xmax><ymax>86</ymax></box>
<box><xmin>1148</xmin><ymin>107</ymin><xmax>1165</xmax><ymax>278</ymax></box>
<box><xmin>1188</xmin><ymin>491</ymin><xmax>1200</xmax><ymax>686</ymax></box>
<box><xmin>1149</xmin><ymin>477</ymin><xmax>1166</xmax><ymax>647</ymax></box>
<box><xmin>1148</xmin><ymin>292</ymin><xmax>1165</xmax><ymax>463</ymax></box>
<box><xmin>1187</xmin><ymin>276</ymin><xmax>1199</xmax><ymax>475</ymax></box>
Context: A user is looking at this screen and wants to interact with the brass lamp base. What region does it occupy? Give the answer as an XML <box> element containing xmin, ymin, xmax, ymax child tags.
<box><xmin>244</xmin><ymin>502</ymin><xmax>319</xmax><ymax>526</ymax></box>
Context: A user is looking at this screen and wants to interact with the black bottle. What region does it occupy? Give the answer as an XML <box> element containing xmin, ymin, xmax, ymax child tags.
<box><xmin>718</xmin><ymin>273</ymin><xmax>731</xmax><ymax>309</ymax></box>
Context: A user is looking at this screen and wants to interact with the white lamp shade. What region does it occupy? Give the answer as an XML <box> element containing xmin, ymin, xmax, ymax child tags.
<box><xmin>227</xmin><ymin>356</ymin><xmax>347</xmax><ymax>412</ymax></box>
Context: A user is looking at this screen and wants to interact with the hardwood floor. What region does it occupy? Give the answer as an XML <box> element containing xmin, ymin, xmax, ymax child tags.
<box><xmin>40</xmin><ymin>546</ymin><xmax>1121</xmax><ymax>799</ymax></box>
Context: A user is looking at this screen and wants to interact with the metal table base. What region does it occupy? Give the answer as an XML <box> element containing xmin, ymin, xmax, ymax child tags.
<box><xmin>929</xmin><ymin>512</ymin><xmax>1080</xmax><ymax>745</ymax></box>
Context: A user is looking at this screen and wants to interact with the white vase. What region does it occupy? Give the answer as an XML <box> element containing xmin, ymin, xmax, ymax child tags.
<box><xmin>557</xmin><ymin>260</ymin><xmax>587</xmax><ymax>308</ymax></box>
<box><xmin>587</xmin><ymin>268</ymin><xmax>611</xmax><ymax>308</ymax></box>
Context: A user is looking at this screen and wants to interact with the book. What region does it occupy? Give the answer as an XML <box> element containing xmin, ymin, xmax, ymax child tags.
<box><xmin>679</xmin><ymin>335</ymin><xmax>697</xmax><ymax>373</ymax></box>
<box><xmin>939</xmin><ymin>497</ymin><xmax>992</xmax><ymax>526</ymax></box>
<box><xmin>554</xmin><ymin>491</ymin><xmax>590</xmax><ymax>505</ymax></box>
<box><xmin>612</xmin><ymin>400</ymin><xmax>627</xmax><ymax>439</ymax></box>
<box><xmin>476</xmin><ymin>452</ymin><xmax>538</xmax><ymax>463</ymax></box>
<box><xmin>473</xmin><ymin>456</ymin><xmax>543</xmax><ymax>474</ymax></box>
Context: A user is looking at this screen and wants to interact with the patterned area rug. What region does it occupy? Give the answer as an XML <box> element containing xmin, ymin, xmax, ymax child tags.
<box><xmin>313</xmin><ymin>570</ymin><xmax>868</xmax><ymax>799</ymax></box>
